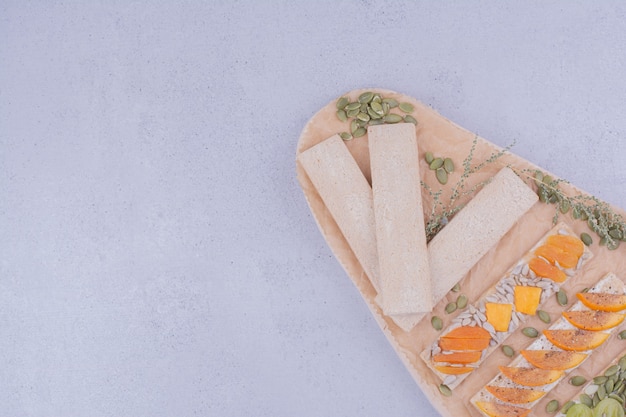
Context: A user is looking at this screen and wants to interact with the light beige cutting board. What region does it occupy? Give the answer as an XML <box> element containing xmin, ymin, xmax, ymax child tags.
<box><xmin>295</xmin><ymin>89</ymin><xmax>626</xmax><ymax>417</ymax></box>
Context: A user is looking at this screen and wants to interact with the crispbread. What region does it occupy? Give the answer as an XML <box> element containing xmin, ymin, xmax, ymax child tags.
<box><xmin>369</xmin><ymin>123</ymin><xmax>432</xmax><ymax>315</ymax></box>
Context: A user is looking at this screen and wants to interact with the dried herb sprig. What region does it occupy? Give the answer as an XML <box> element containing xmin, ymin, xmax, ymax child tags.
<box><xmin>529</xmin><ymin>169</ymin><xmax>626</xmax><ymax>250</ymax></box>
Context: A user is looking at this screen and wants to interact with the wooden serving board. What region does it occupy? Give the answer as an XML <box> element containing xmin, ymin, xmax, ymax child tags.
<box><xmin>295</xmin><ymin>88</ymin><xmax>626</xmax><ymax>417</ymax></box>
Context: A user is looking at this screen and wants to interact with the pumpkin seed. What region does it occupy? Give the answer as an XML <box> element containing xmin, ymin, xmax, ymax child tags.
<box><xmin>336</xmin><ymin>109</ymin><xmax>348</xmax><ymax>122</ymax></box>
<box><xmin>431</xmin><ymin>316</ymin><xmax>443</xmax><ymax>331</ymax></box>
<box><xmin>522</xmin><ymin>327</ymin><xmax>538</xmax><ymax>338</ymax></box>
<box><xmin>352</xmin><ymin>127</ymin><xmax>366</xmax><ymax>138</ymax></box>
<box><xmin>382</xmin><ymin>98</ymin><xmax>398</xmax><ymax>108</ymax></box>
<box><xmin>429</xmin><ymin>158</ymin><xmax>444</xmax><ymax>170</ymax></box>
<box><xmin>537</xmin><ymin>310</ymin><xmax>551</xmax><ymax>324</ymax></box>
<box><xmin>443</xmin><ymin>158</ymin><xmax>454</xmax><ymax>173</ymax></box>
<box><xmin>614</xmin><ymin>380</ymin><xmax>623</xmax><ymax>393</ymax></box>
<box><xmin>618</xmin><ymin>330</ymin><xmax>626</xmax><ymax>339</ymax></box>
<box><xmin>571</xmin><ymin>376</ymin><xmax>587</xmax><ymax>386</ymax></box>
<box><xmin>372</xmin><ymin>94</ymin><xmax>381</xmax><ymax>104</ymax></box>
<box><xmin>606</xmin><ymin>379</ymin><xmax>614</xmax><ymax>394</ymax></box>
<box><xmin>383</xmin><ymin>114</ymin><xmax>403</xmax><ymax>124</ymax></box>
<box><xmin>609</xmin><ymin>393</ymin><xmax>625</xmax><ymax>405</ymax></box>
<box><xmin>451</xmin><ymin>283</ymin><xmax>461</xmax><ymax>292</ymax></box>
<box><xmin>425</xmin><ymin>152</ymin><xmax>435</xmax><ymax>165</ymax></box>
<box><xmin>438</xmin><ymin>383</ymin><xmax>452</xmax><ymax>397</ymax></box>
<box><xmin>581</xmin><ymin>232</ymin><xmax>593</xmax><ymax>246</ymax></box>
<box><xmin>436</xmin><ymin>168</ymin><xmax>448</xmax><ymax>185</ymax></box>
<box><xmin>456</xmin><ymin>294</ymin><xmax>468</xmax><ymax>309</ymax></box>
<box><xmin>346</xmin><ymin>108</ymin><xmax>360</xmax><ymax>118</ymax></box>
<box><xmin>370</xmin><ymin>101</ymin><xmax>384</xmax><ymax>115</ymax></box>
<box><xmin>356</xmin><ymin>112</ymin><xmax>370</xmax><ymax>122</ymax></box>
<box><xmin>592</xmin><ymin>392</ymin><xmax>600</xmax><ymax>407</ymax></box>
<box><xmin>367</xmin><ymin>107</ymin><xmax>382</xmax><ymax>120</ymax></box>
<box><xmin>619</xmin><ymin>355</ymin><xmax>626</xmax><ymax>369</ymax></box>
<box><xmin>606</xmin><ymin>365</ymin><xmax>620</xmax><ymax>377</ymax></box>
<box><xmin>545</xmin><ymin>399</ymin><xmax>559</xmax><ymax>413</ymax></box>
<box><xmin>339</xmin><ymin>132</ymin><xmax>352</xmax><ymax>141</ymax></box>
<box><xmin>336</xmin><ymin>97</ymin><xmax>349</xmax><ymax>109</ymax></box>
<box><xmin>580</xmin><ymin>393</ymin><xmax>593</xmax><ymax>407</ymax></box>
<box><xmin>445</xmin><ymin>302</ymin><xmax>457</xmax><ymax>314</ymax></box>
<box><xmin>345</xmin><ymin>102</ymin><xmax>361</xmax><ymax>111</ymax></box>
<box><xmin>557</xmin><ymin>289</ymin><xmax>568</xmax><ymax>306</ymax></box>
<box><xmin>358</xmin><ymin>92</ymin><xmax>374</xmax><ymax>104</ymax></box>
<box><xmin>502</xmin><ymin>345</ymin><xmax>514</xmax><ymax>357</ymax></box>
<box><xmin>598</xmin><ymin>384</ymin><xmax>607</xmax><ymax>400</ymax></box>
<box><xmin>369</xmin><ymin>119</ymin><xmax>383</xmax><ymax>126</ymax></box>
<box><xmin>595</xmin><ymin>376</ymin><xmax>609</xmax><ymax>385</ymax></box>
<box><xmin>560</xmin><ymin>400</ymin><xmax>575</xmax><ymax>414</ymax></box>
<box><xmin>398</xmin><ymin>102</ymin><xmax>414</xmax><ymax>113</ymax></box>
<box><xmin>404</xmin><ymin>114</ymin><xmax>417</xmax><ymax>125</ymax></box>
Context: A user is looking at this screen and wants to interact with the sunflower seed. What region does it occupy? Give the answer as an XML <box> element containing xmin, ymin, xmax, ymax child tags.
<box><xmin>537</xmin><ymin>310</ymin><xmax>551</xmax><ymax>324</ymax></box>
<box><xmin>431</xmin><ymin>316</ymin><xmax>443</xmax><ymax>331</ymax></box>
<box><xmin>545</xmin><ymin>399</ymin><xmax>559</xmax><ymax>413</ymax></box>
<box><xmin>456</xmin><ymin>294</ymin><xmax>468</xmax><ymax>309</ymax></box>
<box><xmin>436</xmin><ymin>168</ymin><xmax>448</xmax><ymax>185</ymax></box>
<box><xmin>438</xmin><ymin>384</ymin><xmax>452</xmax><ymax>397</ymax></box>
<box><xmin>461</xmin><ymin>318</ymin><xmax>471</xmax><ymax>326</ymax></box>
<box><xmin>445</xmin><ymin>302</ymin><xmax>457</xmax><ymax>314</ymax></box>
<box><xmin>483</xmin><ymin>322</ymin><xmax>496</xmax><ymax>334</ymax></box>
<box><xmin>570</xmin><ymin>376</ymin><xmax>587</xmax><ymax>386</ymax></box>
<box><xmin>398</xmin><ymin>102</ymin><xmax>414</xmax><ymax>113</ymax></box>
<box><xmin>522</xmin><ymin>327</ymin><xmax>538</xmax><ymax>338</ymax></box>
<box><xmin>522</xmin><ymin>264</ymin><xmax>529</xmax><ymax>276</ymax></box>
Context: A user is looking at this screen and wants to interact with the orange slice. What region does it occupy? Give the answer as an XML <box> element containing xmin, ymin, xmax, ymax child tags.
<box><xmin>535</xmin><ymin>244</ymin><xmax>579</xmax><ymax>269</ymax></box>
<box><xmin>432</xmin><ymin>351</ymin><xmax>482</xmax><ymax>364</ymax></box>
<box><xmin>434</xmin><ymin>365</ymin><xmax>474</xmax><ymax>375</ymax></box>
<box><xmin>439</xmin><ymin>337</ymin><xmax>490</xmax><ymax>351</ymax></box>
<box><xmin>577</xmin><ymin>292</ymin><xmax>626</xmax><ymax>312</ymax></box>
<box><xmin>563</xmin><ymin>310</ymin><xmax>625</xmax><ymax>331</ymax></box>
<box><xmin>521</xmin><ymin>350</ymin><xmax>587</xmax><ymax>370</ymax></box>
<box><xmin>543</xmin><ymin>329</ymin><xmax>609</xmax><ymax>351</ymax></box>
<box><xmin>546</xmin><ymin>234</ymin><xmax>585</xmax><ymax>258</ymax></box>
<box><xmin>499</xmin><ymin>366</ymin><xmax>564</xmax><ymax>387</ymax></box>
<box><xmin>528</xmin><ymin>257</ymin><xmax>567</xmax><ymax>283</ymax></box>
<box><xmin>475</xmin><ymin>401</ymin><xmax>531</xmax><ymax>417</ymax></box>
<box><xmin>444</xmin><ymin>326</ymin><xmax>491</xmax><ymax>339</ymax></box>
<box><xmin>485</xmin><ymin>386</ymin><xmax>545</xmax><ymax>404</ymax></box>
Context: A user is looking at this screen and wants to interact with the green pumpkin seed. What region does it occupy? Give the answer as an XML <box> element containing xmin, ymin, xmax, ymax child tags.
<box><xmin>369</xmin><ymin>118</ymin><xmax>383</xmax><ymax>126</ymax></box>
<box><xmin>371</xmin><ymin>94</ymin><xmax>381</xmax><ymax>104</ymax></box>
<box><xmin>352</xmin><ymin>127</ymin><xmax>366</xmax><ymax>138</ymax></box>
<box><xmin>382</xmin><ymin>98</ymin><xmax>398</xmax><ymax>108</ymax></box>
<box><xmin>358</xmin><ymin>91</ymin><xmax>374</xmax><ymax>104</ymax></box>
<box><xmin>620</xmin><ymin>330</ymin><xmax>626</xmax><ymax>340</ymax></box>
<box><xmin>560</xmin><ymin>400</ymin><xmax>575</xmax><ymax>414</ymax></box>
<box><xmin>545</xmin><ymin>399</ymin><xmax>559</xmax><ymax>413</ymax></box>
<box><xmin>610</xmin><ymin>373</ymin><xmax>619</xmax><ymax>384</ymax></box>
<box><xmin>502</xmin><ymin>345</ymin><xmax>515</xmax><ymax>357</ymax></box>
<box><xmin>609</xmin><ymin>393</ymin><xmax>625</xmax><ymax>405</ymax></box>
<box><xmin>580</xmin><ymin>393</ymin><xmax>593</xmax><ymax>407</ymax></box>
<box><xmin>522</xmin><ymin>327</ymin><xmax>539</xmax><ymax>338</ymax></box>
<box><xmin>614</xmin><ymin>380</ymin><xmax>623</xmax><ymax>393</ymax></box>
<box><xmin>598</xmin><ymin>384</ymin><xmax>607</xmax><ymax>400</ymax></box>
<box><xmin>456</xmin><ymin>294</ymin><xmax>468</xmax><ymax>309</ymax></box>
<box><xmin>436</xmin><ymin>168</ymin><xmax>448</xmax><ymax>185</ymax></box>
<box><xmin>443</xmin><ymin>158</ymin><xmax>454</xmax><ymax>173</ymax></box>
<box><xmin>445</xmin><ymin>302</ymin><xmax>457</xmax><ymax>314</ymax></box>
<box><xmin>595</xmin><ymin>376</ymin><xmax>609</xmax><ymax>385</ymax></box>
<box><xmin>346</xmin><ymin>108</ymin><xmax>360</xmax><ymax>118</ymax></box>
<box><xmin>350</xmin><ymin>119</ymin><xmax>359</xmax><ymax>134</ymax></box>
<box><xmin>367</xmin><ymin>106</ymin><xmax>382</xmax><ymax>120</ymax></box>
<box><xmin>356</xmin><ymin>112</ymin><xmax>370</xmax><ymax>122</ymax></box>
<box><xmin>581</xmin><ymin>232</ymin><xmax>593</xmax><ymax>246</ymax></box>
<box><xmin>336</xmin><ymin>109</ymin><xmax>348</xmax><ymax>122</ymax></box>
<box><xmin>537</xmin><ymin>310</ymin><xmax>551</xmax><ymax>324</ymax></box>
<box><xmin>339</xmin><ymin>132</ymin><xmax>352</xmax><ymax>141</ymax></box>
<box><xmin>438</xmin><ymin>383</ymin><xmax>452</xmax><ymax>397</ymax></box>
<box><xmin>383</xmin><ymin>114</ymin><xmax>403</xmax><ymax>124</ymax></box>
<box><xmin>606</xmin><ymin>365</ymin><xmax>620</xmax><ymax>377</ymax></box>
<box><xmin>370</xmin><ymin>101</ymin><xmax>384</xmax><ymax>115</ymax></box>
<box><xmin>382</xmin><ymin>102</ymin><xmax>390</xmax><ymax>115</ymax></box>
<box><xmin>557</xmin><ymin>289</ymin><xmax>568</xmax><ymax>306</ymax></box>
<box><xmin>345</xmin><ymin>102</ymin><xmax>361</xmax><ymax>111</ymax></box>
<box><xmin>425</xmin><ymin>152</ymin><xmax>435</xmax><ymax>164</ymax></box>
<box><xmin>360</xmin><ymin>103</ymin><xmax>368</xmax><ymax>113</ymax></box>
<box><xmin>398</xmin><ymin>102</ymin><xmax>414</xmax><ymax>113</ymax></box>
<box><xmin>431</xmin><ymin>316</ymin><xmax>443</xmax><ymax>331</ymax></box>
<box><xmin>606</xmin><ymin>379</ymin><xmax>614</xmax><ymax>394</ymax></box>
<box><xmin>592</xmin><ymin>392</ymin><xmax>600</xmax><ymax>406</ymax></box>
<box><xmin>570</xmin><ymin>375</ymin><xmax>587</xmax><ymax>386</ymax></box>
<box><xmin>336</xmin><ymin>97</ymin><xmax>349</xmax><ymax>109</ymax></box>
<box><xmin>619</xmin><ymin>355</ymin><xmax>626</xmax><ymax>369</ymax></box>
<box><xmin>429</xmin><ymin>158</ymin><xmax>444</xmax><ymax>170</ymax></box>
<box><xmin>404</xmin><ymin>114</ymin><xmax>417</xmax><ymax>125</ymax></box>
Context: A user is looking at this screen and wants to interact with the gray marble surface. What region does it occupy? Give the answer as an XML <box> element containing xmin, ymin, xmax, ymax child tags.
<box><xmin>2</xmin><ymin>1</ymin><xmax>626</xmax><ymax>416</ymax></box>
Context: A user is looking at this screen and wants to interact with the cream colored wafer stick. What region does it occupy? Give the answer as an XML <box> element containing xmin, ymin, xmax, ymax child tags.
<box><xmin>369</xmin><ymin>123</ymin><xmax>432</xmax><ymax>315</ymax></box>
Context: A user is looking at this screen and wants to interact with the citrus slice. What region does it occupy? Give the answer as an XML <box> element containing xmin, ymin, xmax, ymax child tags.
<box><xmin>498</xmin><ymin>366</ymin><xmax>563</xmax><ymax>387</ymax></box>
<box><xmin>521</xmin><ymin>350</ymin><xmax>587</xmax><ymax>370</ymax></box>
<box><xmin>563</xmin><ymin>310</ymin><xmax>625</xmax><ymax>331</ymax></box>
<box><xmin>475</xmin><ymin>401</ymin><xmax>531</xmax><ymax>417</ymax></box>
<box><xmin>577</xmin><ymin>292</ymin><xmax>626</xmax><ymax>312</ymax></box>
<box><xmin>485</xmin><ymin>385</ymin><xmax>545</xmax><ymax>404</ymax></box>
<box><xmin>543</xmin><ymin>329</ymin><xmax>609</xmax><ymax>351</ymax></box>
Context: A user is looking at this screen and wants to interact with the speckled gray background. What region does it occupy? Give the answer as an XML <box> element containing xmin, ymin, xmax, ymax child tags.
<box><xmin>2</xmin><ymin>1</ymin><xmax>626</xmax><ymax>416</ymax></box>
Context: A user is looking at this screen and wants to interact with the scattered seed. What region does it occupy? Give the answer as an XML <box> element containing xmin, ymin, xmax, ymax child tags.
<box><xmin>570</xmin><ymin>376</ymin><xmax>587</xmax><ymax>386</ymax></box>
<box><xmin>438</xmin><ymin>383</ymin><xmax>452</xmax><ymax>397</ymax></box>
<box><xmin>404</xmin><ymin>114</ymin><xmax>417</xmax><ymax>125</ymax></box>
<box><xmin>383</xmin><ymin>113</ymin><xmax>403</xmax><ymax>124</ymax></box>
<box><xmin>580</xmin><ymin>232</ymin><xmax>593</xmax><ymax>246</ymax></box>
<box><xmin>522</xmin><ymin>327</ymin><xmax>539</xmax><ymax>338</ymax></box>
<box><xmin>436</xmin><ymin>168</ymin><xmax>448</xmax><ymax>185</ymax></box>
<box><xmin>606</xmin><ymin>379</ymin><xmax>614</xmax><ymax>394</ymax></box>
<box><xmin>382</xmin><ymin>98</ymin><xmax>398</xmax><ymax>108</ymax></box>
<box><xmin>502</xmin><ymin>345</ymin><xmax>515</xmax><ymax>357</ymax></box>
<box><xmin>345</xmin><ymin>102</ymin><xmax>361</xmax><ymax>111</ymax></box>
<box><xmin>339</xmin><ymin>132</ymin><xmax>352</xmax><ymax>141</ymax></box>
<box><xmin>606</xmin><ymin>365</ymin><xmax>620</xmax><ymax>377</ymax></box>
<box><xmin>595</xmin><ymin>376</ymin><xmax>609</xmax><ymax>385</ymax></box>
<box><xmin>336</xmin><ymin>109</ymin><xmax>348</xmax><ymax>122</ymax></box>
<box><xmin>429</xmin><ymin>158</ymin><xmax>444</xmax><ymax>170</ymax></box>
<box><xmin>336</xmin><ymin>97</ymin><xmax>349</xmax><ymax>110</ymax></box>
<box><xmin>431</xmin><ymin>316</ymin><xmax>443</xmax><ymax>331</ymax></box>
<box><xmin>598</xmin><ymin>384</ymin><xmax>607</xmax><ymax>400</ymax></box>
<box><xmin>560</xmin><ymin>400</ymin><xmax>575</xmax><ymax>414</ymax></box>
<box><xmin>451</xmin><ymin>283</ymin><xmax>461</xmax><ymax>292</ymax></box>
<box><xmin>456</xmin><ymin>294</ymin><xmax>468</xmax><ymax>309</ymax></box>
<box><xmin>352</xmin><ymin>127</ymin><xmax>366</xmax><ymax>138</ymax></box>
<box><xmin>545</xmin><ymin>399</ymin><xmax>559</xmax><ymax>413</ymax></box>
<box><xmin>620</xmin><ymin>355</ymin><xmax>626</xmax><ymax>369</ymax></box>
<box><xmin>557</xmin><ymin>289</ymin><xmax>568</xmax><ymax>306</ymax></box>
<box><xmin>358</xmin><ymin>92</ymin><xmax>374</xmax><ymax>104</ymax></box>
<box><xmin>398</xmin><ymin>102</ymin><xmax>414</xmax><ymax>113</ymax></box>
<box><xmin>537</xmin><ymin>310</ymin><xmax>551</xmax><ymax>324</ymax></box>
<box><xmin>445</xmin><ymin>302</ymin><xmax>457</xmax><ymax>314</ymax></box>
<box><xmin>618</xmin><ymin>330</ymin><xmax>626</xmax><ymax>340</ymax></box>
<box><xmin>580</xmin><ymin>393</ymin><xmax>593</xmax><ymax>407</ymax></box>
<box><xmin>443</xmin><ymin>158</ymin><xmax>454</xmax><ymax>174</ymax></box>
